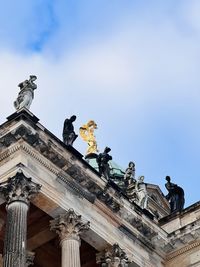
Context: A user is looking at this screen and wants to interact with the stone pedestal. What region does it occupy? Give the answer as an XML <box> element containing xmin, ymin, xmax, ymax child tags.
<box><xmin>50</xmin><ymin>209</ymin><xmax>90</xmax><ymax>267</ymax></box>
<box><xmin>0</xmin><ymin>172</ymin><xmax>41</xmax><ymax>267</ymax></box>
<box><xmin>96</xmin><ymin>243</ymin><xmax>129</xmax><ymax>267</ymax></box>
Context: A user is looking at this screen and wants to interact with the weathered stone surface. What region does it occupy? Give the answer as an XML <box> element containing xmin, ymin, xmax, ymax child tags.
<box><xmin>26</xmin><ymin>251</ymin><xmax>35</xmax><ymax>267</ymax></box>
<box><xmin>97</xmin><ymin>243</ymin><xmax>129</xmax><ymax>267</ymax></box>
<box><xmin>50</xmin><ymin>209</ymin><xmax>90</xmax><ymax>267</ymax></box>
<box><xmin>50</xmin><ymin>209</ymin><xmax>90</xmax><ymax>242</ymax></box>
<box><xmin>0</xmin><ymin>171</ymin><xmax>41</xmax><ymax>204</ymax></box>
<box><xmin>0</xmin><ymin>172</ymin><xmax>41</xmax><ymax>267</ymax></box>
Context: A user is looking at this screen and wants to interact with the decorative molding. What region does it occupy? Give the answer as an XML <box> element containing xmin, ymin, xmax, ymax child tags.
<box><xmin>50</xmin><ymin>209</ymin><xmax>90</xmax><ymax>242</ymax></box>
<box><xmin>0</xmin><ymin>171</ymin><xmax>41</xmax><ymax>204</ymax></box>
<box><xmin>166</xmin><ymin>240</ymin><xmax>200</xmax><ymax>261</ymax></box>
<box><xmin>96</xmin><ymin>243</ymin><xmax>129</xmax><ymax>267</ymax></box>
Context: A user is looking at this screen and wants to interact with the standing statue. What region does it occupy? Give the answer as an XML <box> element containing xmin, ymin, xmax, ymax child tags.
<box><xmin>79</xmin><ymin>120</ymin><xmax>98</xmax><ymax>157</ymax></box>
<box><xmin>14</xmin><ymin>75</ymin><xmax>37</xmax><ymax>110</ymax></box>
<box><xmin>135</xmin><ymin>176</ymin><xmax>148</xmax><ymax>209</ymax></box>
<box><xmin>96</xmin><ymin>147</ymin><xmax>112</xmax><ymax>180</ymax></box>
<box><xmin>62</xmin><ymin>115</ymin><xmax>78</xmax><ymax>146</ymax></box>
<box><xmin>165</xmin><ymin>176</ymin><xmax>185</xmax><ymax>213</ymax></box>
<box><xmin>124</xmin><ymin>161</ymin><xmax>136</xmax><ymax>186</ymax></box>
<box><xmin>124</xmin><ymin>162</ymin><xmax>148</xmax><ymax>209</ymax></box>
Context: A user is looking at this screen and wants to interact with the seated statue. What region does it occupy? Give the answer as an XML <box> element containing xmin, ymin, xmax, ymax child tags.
<box><xmin>96</xmin><ymin>147</ymin><xmax>112</xmax><ymax>180</ymax></box>
<box><xmin>62</xmin><ymin>115</ymin><xmax>78</xmax><ymax>146</ymax></box>
<box><xmin>14</xmin><ymin>75</ymin><xmax>37</xmax><ymax>110</ymax></box>
<box><xmin>165</xmin><ymin>176</ymin><xmax>185</xmax><ymax>213</ymax></box>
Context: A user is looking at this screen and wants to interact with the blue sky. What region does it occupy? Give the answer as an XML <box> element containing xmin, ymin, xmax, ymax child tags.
<box><xmin>0</xmin><ymin>0</ymin><xmax>200</xmax><ymax>207</ymax></box>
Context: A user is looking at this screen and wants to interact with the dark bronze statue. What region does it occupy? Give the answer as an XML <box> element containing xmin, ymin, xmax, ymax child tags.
<box><xmin>96</xmin><ymin>147</ymin><xmax>112</xmax><ymax>180</ymax></box>
<box><xmin>62</xmin><ymin>115</ymin><xmax>78</xmax><ymax>146</ymax></box>
<box><xmin>165</xmin><ymin>176</ymin><xmax>185</xmax><ymax>213</ymax></box>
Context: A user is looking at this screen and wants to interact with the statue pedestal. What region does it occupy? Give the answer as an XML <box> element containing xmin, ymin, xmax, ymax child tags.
<box><xmin>85</xmin><ymin>153</ymin><xmax>98</xmax><ymax>160</ymax></box>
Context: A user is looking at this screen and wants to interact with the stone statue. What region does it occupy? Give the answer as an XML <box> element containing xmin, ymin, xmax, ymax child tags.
<box><xmin>135</xmin><ymin>176</ymin><xmax>148</xmax><ymax>209</ymax></box>
<box><xmin>79</xmin><ymin>120</ymin><xmax>98</xmax><ymax>156</ymax></box>
<box><xmin>14</xmin><ymin>75</ymin><xmax>37</xmax><ymax>110</ymax></box>
<box><xmin>96</xmin><ymin>147</ymin><xmax>112</xmax><ymax>180</ymax></box>
<box><xmin>124</xmin><ymin>161</ymin><xmax>136</xmax><ymax>186</ymax></box>
<box><xmin>165</xmin><ymin>176</ymin><xmax>185</xmax><ymax>213</ymax></box>
<box><xmin>125</xmin><ymin>162</ymin><xmax>148</xmax><ymax>209</ymax></box>
<box><xmin>62</xmin><ymin>115</ymin><xmax>78</xmax><ymax>146</ymax></box>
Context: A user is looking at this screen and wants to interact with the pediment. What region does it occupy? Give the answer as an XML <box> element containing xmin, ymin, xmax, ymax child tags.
<box><xmin>146</xmin><ymin>183</ymin><xmax>170</xmax><ymax>218</ymax></box>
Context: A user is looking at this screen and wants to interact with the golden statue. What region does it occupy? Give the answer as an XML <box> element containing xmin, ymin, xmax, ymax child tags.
<box><xmin>79</xmin><ymin>120</ymin><xmax>98</xmax><ymax>155</ymax></box>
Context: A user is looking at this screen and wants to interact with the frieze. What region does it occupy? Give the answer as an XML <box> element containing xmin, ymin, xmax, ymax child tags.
<box><xmin>118</xmin><ymin>224</ymin><xmax>155</xmax><ymax>251</ymax></box>
<box><xmin>0</xmin><ymin>125</ymin><xmax>68</xmax><ymax>169</ymax></box>
<box><xmin>166</xmin><ymin>240</ymin><xmax>200</xmax><ymax>261</ymax></box>
<box><xmin>128</xmin><ymin>217</ymin><xmax>157</xmax><ymax>239</ymax></box>
<box><xmin>66</xmin><ymin>165</ymin><xmax>121</xmax><ymax>212</ymax></box>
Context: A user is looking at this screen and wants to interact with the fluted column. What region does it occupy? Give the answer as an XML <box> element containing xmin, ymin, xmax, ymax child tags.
<box><xmin>0</xmin><ymin>172</ymin><xmax>41</xmax><ymax>267</ymax></box>
<box><xmin>96</xmin><ymin>243</ymin><xmax>129</xmax><ymax>267</ymax></box>
<box><xmin>50</xmin><ymin>209</ymin><xmax>90</xmax><ymax>267</ymax></box>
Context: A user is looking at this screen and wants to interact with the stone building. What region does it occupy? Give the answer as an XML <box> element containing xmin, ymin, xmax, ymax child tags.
<box><xmin>0</xmin><ymin>108</ymin><xmax>199</xmax><ymax>267</ymax></box>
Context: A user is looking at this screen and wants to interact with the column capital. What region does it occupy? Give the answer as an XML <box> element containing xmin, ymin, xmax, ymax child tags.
<box><xmin>97</xmin><ymin>243</ymin><xmax>129</xmax><ymax>267</ymax></box>
<box><xmin>0</xmin><ymin>171</ymin><xmax>41</xmax><ymax>205</ymax></box>
<box><xmin>50</xmin><ymin>209</ymin><xmax>90</xmax><ymax>242</ymax></box>
<box><xmin>26</xmin><ymin>251</ymin><xmax>35</xmax><ymax>267</ymax></box>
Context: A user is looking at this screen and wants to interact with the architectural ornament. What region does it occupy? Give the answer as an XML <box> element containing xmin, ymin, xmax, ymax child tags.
<box><xmin>0</xmin><ymin>171</ymin><xmax>41</xmax><ymax>204</ymax></box>
<box><xmin>96</xmin><ymin>147</ymin><xmax>112</xmax><ymax>180</ymax></box>
<box><xmin>79</xmin><ymin>120</ymin><xmax>98</xmax><ymax>156</ymax></box>
<box><xmin>26</xmin><ymin>251</ymin><xmax>35</xmax><ymax>267</ymax></box>
<box><xmin>125</xmin><ymin>169</ymin><xmax>148</xmax><ymax>209</ymax></box>
<box><xmin>50</xmin><ymin>209</ymin><xmax>90</xmax><ymax>242</ymax></box>
<box><xmin>62</xmin><ymin>115</ymin><xmax>78</xmax><ymax>146</ymax></box>
<box><xmin>124</xmin><ymin>161</ymin><xmax>136</xmax><ymax>186</ymax></box>
<box><xmin>14</xmin><ymin>75</ymin><xmax>37</xmax><ymax>110</ymax></box>
<box><xmin>96</xmin><ymin>243</ymin><xmax>129</xmax><ymax>267</ymax></box>
<box><xmin>165</xmin><ymin>176</ymin><xmax>185</xmax><ymax>213</ymax></box>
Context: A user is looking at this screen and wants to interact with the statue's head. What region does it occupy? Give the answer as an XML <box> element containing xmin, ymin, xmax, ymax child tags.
<box><xmin>139</xmin><ymin>176</ymin><xmax>144</xmax><ymax>182</ymax></box>
<box><xmin>88</xmin><ymin>120</ymin><xmax>97</xmax><ymax>129</ymax></box>
<box><xmin>104</xmin><ymin>147</ymin><xmax>111</xmax><ymax>153</ymax></box>
<box><xmin>166</xmin><ymin>176</ymin><xmax>171</xmax><ymax>182</ymax></box>
<box><xmin>70</xmin><ymin>115</ymin><xmax>76</xmax><ymax>122</ymax></box>
<box><xmin>30</xmin><ymin>75</ymin><xmax>37</xmax><ymax>81</ymax></box>
<box><xmin>129</xmin><ymin>161</ymin><xmax>135</xmax><ymax>168</ymax></box>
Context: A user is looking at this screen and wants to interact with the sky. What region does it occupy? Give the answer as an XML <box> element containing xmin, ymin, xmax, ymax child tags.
<box><xmin>0</xmin><ymin>0</ymin><xmax>200</xmax><ymax>207</ymax></box>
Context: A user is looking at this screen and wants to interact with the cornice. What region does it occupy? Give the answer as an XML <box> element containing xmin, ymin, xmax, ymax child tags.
<box><xmin>0</xmin><ymin>142</ymin><xmax>60</xmax><ymax>176</ymax></box>
<box><xmin>0</xmin><ymin>124</ymin><xmax>169</xmax><ymax>255</ymax></box>
<box><xmin>166</xmin><ymin>240</ymin><xmax>200</xmax><ymax>261</ymax></box>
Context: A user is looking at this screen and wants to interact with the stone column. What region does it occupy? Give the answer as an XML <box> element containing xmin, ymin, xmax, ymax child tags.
<box><xmin>0</xmin><ymin>172</ymin><xmax>41</xmax><ymax>267</ymax></box>
<box><xmin>96</xmin><ymin>243</ymin><xmax>129</xmax><ymax>267</ymax></box>
<box><xmin>50</xmin><ymin>209</ymin><xmax>90</xmax><ymax>267</ymax></box>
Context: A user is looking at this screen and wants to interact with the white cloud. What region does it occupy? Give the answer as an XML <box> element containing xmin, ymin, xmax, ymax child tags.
<box><xmin>0</xmin><ymin>1</ymin><xmax>200</xmax><ymax>205</ymax></box>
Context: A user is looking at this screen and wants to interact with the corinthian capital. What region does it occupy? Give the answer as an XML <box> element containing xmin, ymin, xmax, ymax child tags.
<box><xmin>97</xmin><ymin>243</ymin><xmax>129</xmax><ymax>267</ymax></box>
<box><xmin>0</xmin><ymin>171</ymin><xmax>41</xmax><ymax>205</ymax></box>
<box><xmin>50</xmin><ymin>209</ymin><xmax>90</xmax><ymax>242</ymax></box>
<box><xmin>26</xmin><ymin>251</ymin><xmax>35</xmax><ymax>267</ymax></box>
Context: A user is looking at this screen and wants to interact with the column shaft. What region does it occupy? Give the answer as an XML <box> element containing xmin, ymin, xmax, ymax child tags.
<box><xmin>62</xmin><ymin>239</ymin><xmax>80</xmax><ymax>267</ymax></box>
<box><xmin>3</xmin><ymin>202</ymin><xmax>28</xmax><ymax>267</ymax></box>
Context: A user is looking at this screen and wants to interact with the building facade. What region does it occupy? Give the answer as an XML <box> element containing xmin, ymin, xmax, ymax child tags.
<box><xmin>0</xmin><ymin>108</ymin><xmax>199</xmax><ymax>267</ymax></box>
